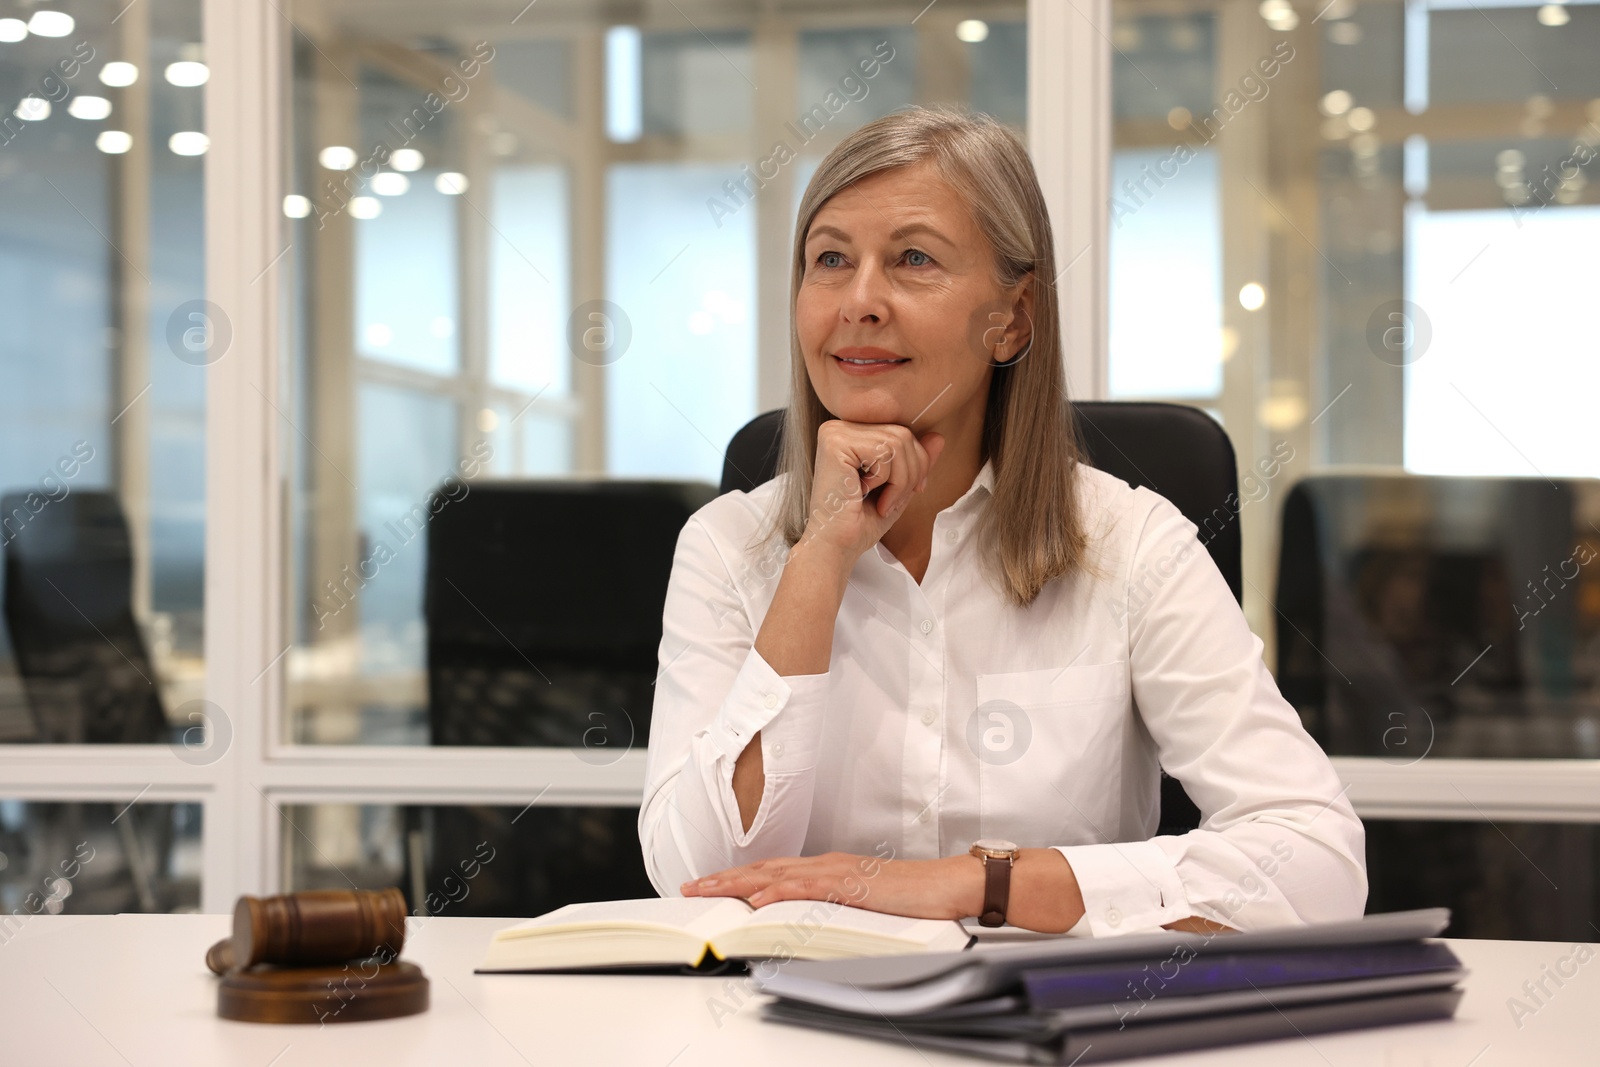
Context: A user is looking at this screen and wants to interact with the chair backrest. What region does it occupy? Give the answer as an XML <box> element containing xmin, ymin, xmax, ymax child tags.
<box><xmin>423</xmin><ymin>479</ymin><xmax>718</xmax><ymax>747</ymax></box>
<box><xmin>718</xmin><ymin>402</ymin><xmax>1243</xmax><ymax>836</ymax></box>
<box><xmin>720</xmin><ymin>402</ymin><xmax>1243</xmax><ymax>601</ymax></box>
<box><xmin>1275</xmin><ymin>473</ymin><xmax>1595</xmax><ymax>760</ymax></box>
<box><xmin>419</xmin><ymin>479</ymin><xmax>715</xmax><ymax>916</ymax></box>
<box><xmin>0</xmin><ymin>490</ymin><xmax>166</xmax><ymax>743</ymax></box>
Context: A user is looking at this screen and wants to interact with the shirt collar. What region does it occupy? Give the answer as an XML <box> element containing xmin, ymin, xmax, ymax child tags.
<box><xmin>950</xmin><ymin>457</ymin><xmax>995</xmax><ymax>512</ymax></box>
<box><xmin>869</xmin><ymin>458</ymin><xmax>993</xmax><ymax>565</ymax></box>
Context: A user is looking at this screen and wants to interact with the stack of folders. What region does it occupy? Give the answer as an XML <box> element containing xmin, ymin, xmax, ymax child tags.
<box><xmin>753</xmin><ymin>909</ymin><xmax>1464</xmax><ymax>1064</ymax></box>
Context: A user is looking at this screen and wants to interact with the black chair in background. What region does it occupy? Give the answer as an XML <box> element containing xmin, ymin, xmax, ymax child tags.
<box><xmin>2</xmin><ymin>491</ymin><xmax>166</xmax><ymax>744</ymax></box>
<box><xmin>419</xmin><ymin>480</ymin><xmax>717</xmax><ymax>915</ymax></box>
<box><xmin>1274</xmin><ymin>473</ymin><xmax>1600</xmax><ymax>940</ymax></box>
<box><xmin>719</xmin><ymin>403</ymin><xmax>1246</xmax><ymax>837</ymax></box>
<box><xmin>0</xmin><ymin>490</ymin><xmax>176</xmax><ymax>912</ymax></box>
<box><xmin>1272</xmin><ymin>474</ymin><xmax>1582</xmax><ymax>759</ymax></box>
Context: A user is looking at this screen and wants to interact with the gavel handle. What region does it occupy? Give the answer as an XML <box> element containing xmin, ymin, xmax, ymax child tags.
<box><xmin>205</xmin><ymin>937</ymin><xmax>237</xmax><ymax>975</ymax></box>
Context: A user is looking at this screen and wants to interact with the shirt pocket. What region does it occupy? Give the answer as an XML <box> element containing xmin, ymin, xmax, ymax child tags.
<box><xmin>971</xmin><ymin>662</ymin><xmax>1131</xmax><ymax>842</ymax></box>
<box><xmin>975</xmin><ymin>662</ymin><xmax>1129</xmax><ymax>710</ymax></box>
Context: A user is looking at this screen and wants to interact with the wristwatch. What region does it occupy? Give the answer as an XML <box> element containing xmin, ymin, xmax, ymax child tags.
<box><xmin>968</xmin><ymin>838</ymin><xmax>1021</xmax><ymax>927</ymax></box>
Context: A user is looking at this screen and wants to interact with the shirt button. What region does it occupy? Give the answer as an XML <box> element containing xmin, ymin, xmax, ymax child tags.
<box><xmin>763</xmin><ymin>693</ymin><xmax>777</xmax><ymax>709</ymax></box>
<box><xmin>1106</xmin><ymin>908</ymin><xmax>1122</xmax><ymax>927</ymax></box>
<box><xmin>919</xmin><ymin>618</ymin><xmax>934</xmax><ymax>634</ymax></box>
<box><xmin>771</xmin><ymin>742</ymin><xmax>784</xmax><ymax>757</ymax></box>
<box><xmin>920</xmin><ymin>709</ymin><xmax>935</xmax><ymax>726</ymax></box>
<box><xmin>946</xmin><ymin>530</ymin><xmax>959</xmax><ymax>543</ymax></box>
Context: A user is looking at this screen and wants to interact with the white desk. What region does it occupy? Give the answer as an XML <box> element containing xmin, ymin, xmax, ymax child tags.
<box><xmin>0</xmin><ymin>915</ymin><xmax>1591</xmax><ymax>1066</ymax></box>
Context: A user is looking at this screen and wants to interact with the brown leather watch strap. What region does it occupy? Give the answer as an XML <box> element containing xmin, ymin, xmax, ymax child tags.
<box><xmin>978</xmin><ymin>854</ymin><xmax>1012</xmax><ymax>927</ymax></box>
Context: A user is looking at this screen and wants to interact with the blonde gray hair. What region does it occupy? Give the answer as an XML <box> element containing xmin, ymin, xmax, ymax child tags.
<box><xmin>757</xmin><ymin>103</ymin><xmax>1090</xmax><ymax>607</ymax></box>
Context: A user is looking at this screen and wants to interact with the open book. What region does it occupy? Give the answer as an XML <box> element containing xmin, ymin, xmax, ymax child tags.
<box><xmin>477</xmin><ymin>897</ymin><xmax>974</xmax><ymax>972</ymax></box>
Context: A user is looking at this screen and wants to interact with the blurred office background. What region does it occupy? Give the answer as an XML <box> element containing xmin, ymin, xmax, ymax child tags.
<box><xmin>0</xmin><ymin>0</ymin><xmax>1597</xmax><ymax>940</ymax></box>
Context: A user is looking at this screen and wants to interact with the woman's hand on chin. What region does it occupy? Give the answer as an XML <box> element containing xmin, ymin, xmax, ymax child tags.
<box><xmin>679</xmin><ymin>851</ymin><xmax>982</xmax><ymax>920</ymax></box>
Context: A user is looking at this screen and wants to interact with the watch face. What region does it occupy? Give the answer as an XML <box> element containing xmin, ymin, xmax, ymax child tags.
<box><xmin>973</xmin><ymin>838</ymin><xmax>1019</xmax><ymax>855</ymax></box>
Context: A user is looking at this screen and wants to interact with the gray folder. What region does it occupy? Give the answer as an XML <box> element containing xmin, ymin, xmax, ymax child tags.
<box><xmin>754</xmin><ymin>907</ymin><xmax>1453</xmax><ymax>1017</ymax></box>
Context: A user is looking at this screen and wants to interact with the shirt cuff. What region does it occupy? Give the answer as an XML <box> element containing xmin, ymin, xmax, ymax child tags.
<box><xmin>706</xmin><ymin>645</ymin><xmax>828</xmax><ymax>771</ymax></box>
<box><xmin>1055</xmin><ymin>841</ymin><xmax>1191</xmax><ymax>937</ymax></box>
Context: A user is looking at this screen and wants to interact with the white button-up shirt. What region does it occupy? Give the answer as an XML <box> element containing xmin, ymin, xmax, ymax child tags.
<box><xmin>639</xmin><ymin>459</ymin><xmax>1366</xmax><ymax>935</ymax></box>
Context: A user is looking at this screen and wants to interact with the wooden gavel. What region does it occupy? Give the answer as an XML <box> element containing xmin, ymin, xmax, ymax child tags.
<box><xmin>206</xmin><ymin>887</ymin><xmax>408</xmax><ymax>974</ymax></box>
<box><xmin>205</xmin><ymin>887</ymin><xmax>428</xmax><ymax>1024</ymax></box>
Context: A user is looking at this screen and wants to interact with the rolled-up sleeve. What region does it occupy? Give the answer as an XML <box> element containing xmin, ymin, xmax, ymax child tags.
<box><xmin>638</xmin><ymin>513</ymin><xmax>829</xmax><ymax>895</ymax></box>
<box><xmin>1058</xmin><ymin>492</ymin><xmax>1368</xmax><ymax>935</ymax></box>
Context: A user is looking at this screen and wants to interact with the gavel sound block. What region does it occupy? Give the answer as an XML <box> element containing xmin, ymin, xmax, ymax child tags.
<box><xmin>205</xmin><ymin>888</ymin><xmax>429</xmax><ymax>1024</ymax></box>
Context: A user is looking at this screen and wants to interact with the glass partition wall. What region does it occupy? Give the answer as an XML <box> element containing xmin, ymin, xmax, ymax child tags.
<box><xmin>4</xmin><ymin>0</ymin><xmax>1598</xmax><ymax>937</ymax></box>
<box><xmin>0</xmin><ymin>0</ymin><xmax>206</xmax><ymax>916</ymax></box>
<box><xmin>281</xmin><ymin>3</ymin><xmax>1026</xmax><ymax>749</ymax></box>
<box><xmin>275</xmin><ymin>0</ymin><xmax>1029</xmax><ymax>914</ymax></box>
<box><xmin>1107</xmin><ymin>0</ymin><xmax>1600</xmax><ymax>937</ymax></box>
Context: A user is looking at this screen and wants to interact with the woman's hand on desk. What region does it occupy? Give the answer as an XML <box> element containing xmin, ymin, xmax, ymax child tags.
<box><xmin>679</xmin><ymin>848</ymin><xmax>1088</xmax><ymax>933</ymax></box>
<box><xmin>681</xmin><ymin>850</ymin><xmax>1236</xmax><ymax>935</ymax></box>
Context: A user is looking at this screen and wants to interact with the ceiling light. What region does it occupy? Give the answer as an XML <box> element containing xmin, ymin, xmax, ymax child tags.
<box><xmin>1320</xmin><ymin>90</ymin><xmax>1352</xmax><ymax>117</ymax></box>
<box><xmin>68</xmin><ymin>96</ymin><xmax>112</xmax><ymax>120</ymax></box>
<box><xmin>348</xmin><ymin>196</ymin><xmax>382</xmax><ymax>219</ymax></box>
<box><xmin>26</xmin><ymin>11</ymin><xmax>74</xmax><ymax>37</ymax></box>
<box><xmin>14</xmin><ymin>97</ymin><xmax>49</xmax><ymax>121</ymax></box>
<box><xmin>956</xmin><ymin>20</ymin><xmax>989</xmax><ymax>43</ymax></box>
<box><xmin>435</xmin><ymin>172</ymin><xmax>468</xmax><ymax>194</ymax></box>
<box><xmin>96</xmin><ymin>130</ymin><xmax>133</xmax><ymax>154</ymax></box>
<box><xmin>169</xmin><ymin>131</ymin><xmax>209</xmax><ymax>156</ymax></box>
<box><xmin>164</xmin><ymin>61</ymin><xmax>209</xmax><ymax>87</ymax></box>
<box><xmin>283</xmin><ymin>194</ymin><xmax>312</xmax><ymax>218</ymax></box>
<box><xmin>1239</xmin><ymin>282</ymin><xmax>1266</xmax><ymax>311</ymax></box>
<box><xmin>319</xmin><ymin>145</ymin><xmax>357</xmax><ymax>170</ymax></box>
<box><xmin>390</xmin><ymin>148</ymin><xmax>424</xmax><ymax>171</ymax></box>
<box><xmin>371</xmin><ymin>172</ymin><xmax>410</xmax><ymax>196</ymax></box>
<box><xmin>0</xmin><ymin>18</ymin><xmax>27</xmax><ymax>42</ymax></box>
<box><xmin>1259</xmin><ymin>393</ymin><xmax>1307</xmax><ymax>432</ymax></box>
<box><xmin>1537</xmin><ymin>4</ymin><xmax>1570</xmax><ymax>26</ymax></box>
<box><xmin>99</xmin><ymin>62</ymin><xmax>139</xmax><ymax>87</ymax></box>
<box><xmin>1258</xmin><ymin>0</ymin><xmax>1298</xmax><ymax>31</ymax></box>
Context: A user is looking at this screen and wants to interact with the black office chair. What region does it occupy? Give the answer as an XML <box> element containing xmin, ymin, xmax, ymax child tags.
<box><xmin>719</xmin><ymin>403</ymin><xmax>1247</xmax><ymax>837</ymax></box>
<box><xmin>419</xmin><ymin>479</ymin><xmax>717</xmax><ymax>915</ymax></box>
<box><xmin>1273</xmin><ymin>474</ymin><xmax>1599</xmax><ymax>939</ymax></box>
<box><xmin>2</xmin><ymin>491</ymin><xmax>167</xmax><ymax>744</ymax></box>
<box><xmin>1</xmin><ymin>489</ymin><xmax>177</xmax><ymax>912</ymax></box>
<box><xmin>1274</xmin><ymin>474</ymin><xmax>1553</xmax><ymax>757</ymax></box>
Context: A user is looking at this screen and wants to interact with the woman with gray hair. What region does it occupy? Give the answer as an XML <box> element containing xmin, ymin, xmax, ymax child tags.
<box><xmin>639</xmin><ymin>104</ymin><xmax>1365</xmax><ymax>936</ymax></box>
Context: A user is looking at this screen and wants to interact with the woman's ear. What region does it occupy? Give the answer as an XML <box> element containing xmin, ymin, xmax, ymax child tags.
<box><xmin>996</xmin><ymin>272</ymin><xmax>1035</xmax><ymax>365</ymax></box>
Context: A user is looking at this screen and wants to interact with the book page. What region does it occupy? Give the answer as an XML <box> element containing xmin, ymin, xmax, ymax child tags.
<box><xmin>745</xmin><ymin>900</ymin><xmax>946</xmax><ymax>940</ymax></box>
<box><xmin>724</xmin><ymin>899</ymin><xmax>971</xmax><ymax>957</ymax></box>
<box><xmin>495</xmin><ymin>897</ymin><xmax>752</xmax><ymax>939</ymax></box>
